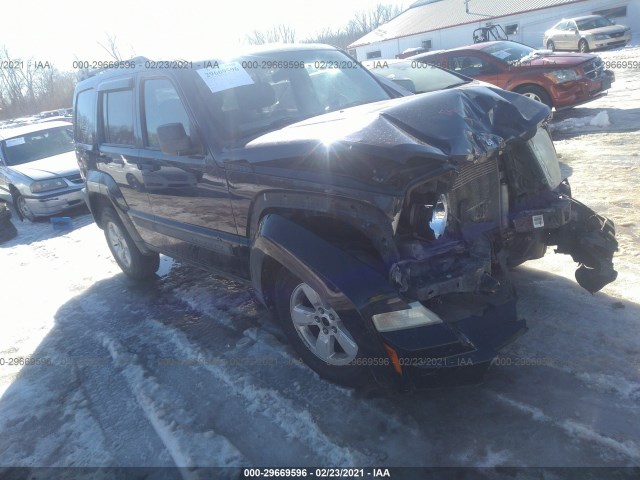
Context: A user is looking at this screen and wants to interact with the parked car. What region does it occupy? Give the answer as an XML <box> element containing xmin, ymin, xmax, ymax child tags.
<box><xmin>411</xmin><ymin>40</ymin><xmax>615</xmax><ymax>109</ymax></box>
<box><xmin>0</xmin><ymin>200</ymin><xmax>17</xmax><ymax>243</ymax></box>
<box><xmin>544</xmin><ymin>15</ymin><xmax>631</xmax><ymax>52</ymax></box>
<box><xmin>0</xmin><ymin>121</ymin><xmax>85</xmax><ymax>221</ymax></box>
<box><xmin>74</xmin><ymin>45</ymin><xmax>617</xmax><ymax>390</ymax></box>
<box><xmin>362</xmin><ymin>58</ymin><xmax>475</xmax><ymax>94</ymax></box>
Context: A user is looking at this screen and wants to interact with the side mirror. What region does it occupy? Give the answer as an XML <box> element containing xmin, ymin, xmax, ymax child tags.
<box><xmin>392</xmin><ymin>78</ymin><xmax>416</xmax><ymax>93</ymax></box>
<box><xmin>157</xmin><ymin>123</ymin><xmax>192</xmax><ymax>156</ymax></box>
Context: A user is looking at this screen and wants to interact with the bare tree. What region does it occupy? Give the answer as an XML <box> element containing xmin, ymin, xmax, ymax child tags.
<box><xmin>349</xmin><ymin>3</ymin><xmax>402</xmax><ymax>33</ymax></box>
<box><xmin>306</xmin><ymin>3</ymin><xmax>403</xmax><ymax>49</ymax></box>
<box><xmin>0</xmin><ymin>46</ymin><xmax>77</xmax><ymax>119</ymax></box>
<box><xmin>98</xmin><ymin>33</ymin><xmax>123</xmax><ymax>61</ymax></box>
<box><xmin>246</xmin><ymin>24</ymin><xmax>297</xmax><ymax>45</ymax></box>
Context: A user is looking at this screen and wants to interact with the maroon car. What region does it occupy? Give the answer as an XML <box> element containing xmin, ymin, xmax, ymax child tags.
<box><xmin>412</xmin><ymin>40</ymin><xmax>614</xmax><ymax>109</ymax></box>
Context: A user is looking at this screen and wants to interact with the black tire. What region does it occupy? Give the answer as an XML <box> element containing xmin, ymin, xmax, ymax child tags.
<box><xmin>274</xmin><ymin>268</ymin><xmax>370</xmax><ymax>387</ymax></box>
<box><xmin>13</xmin><ymin>192</ymin><xmax>36</xmax><ymax>222</ymax></box>
<box><xmin>515</xmin><ymin>85</ymin><xmax>553</xmax><ymax>108</ymax></box>
<box><xmin>579</xmin><ymin>39</ymin><xmax>590</xmax><ymax>53</ymax></box>
<box><xmin>0</xmin><ymin>220</ymin><xmax>18</xmax><ymax>244</ymax></box>
<box><xmin>546</xmin><ymin>40</ymin><xmax>555</xmax><ymax>51</ymax></box>
<box><xmin>101</xmin><ymin>207</ymin><xmax>159</xmax><ymax>280</ymax></box>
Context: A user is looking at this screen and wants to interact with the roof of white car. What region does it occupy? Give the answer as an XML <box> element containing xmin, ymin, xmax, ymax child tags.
<box><xmin>0</xmin><ymin>120</ymin><xmax>72</xmax><ymax>141</ymax></box>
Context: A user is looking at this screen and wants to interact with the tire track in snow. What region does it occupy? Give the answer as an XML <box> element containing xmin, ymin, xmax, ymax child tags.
<box><xmin>100</xmin><ymin>334</ymin><xmax>246</xmax><ymax>477</ymax></box>
<box><xmin>492</xmin><ymin>393</ymin><xmax>640</xmax><ymax>461</ymax></box>
<box><xmin>143</xmin><ymin>318</ymin><xmax>362</xmax><ymax>466</ymax></box>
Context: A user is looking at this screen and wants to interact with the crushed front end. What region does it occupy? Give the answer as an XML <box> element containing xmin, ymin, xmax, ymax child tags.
<box><xmin>366</xmin><ymin>87</ymin><xmax>618</xmax><ymax>389</ymax></box>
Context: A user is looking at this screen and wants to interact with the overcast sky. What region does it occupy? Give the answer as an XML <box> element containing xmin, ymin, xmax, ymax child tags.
<box><xmin>3</xmin><ymin>0</ymin><xmax>406</xmax><ymax>70</ymax></box>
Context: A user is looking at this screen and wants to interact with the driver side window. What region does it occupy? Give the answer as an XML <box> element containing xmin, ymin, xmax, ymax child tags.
<box><xmin>143</xmin><ymin>78</ymin><xmax>193</xmax><ymax>149</ymax></box>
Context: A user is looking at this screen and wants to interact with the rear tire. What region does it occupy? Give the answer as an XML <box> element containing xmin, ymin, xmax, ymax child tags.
<box><xmin>274</xmin><ymin>268</ymin><xmax>370</xmax><ymax>387</ymax></box>
<box><xmin>515</xmin><ymin>85</ymin><xmax>552</xmax><ymax>108</ymax></box>
<box><xmin>546</xmin><ymin>40</ymin><xmax>555</xmax><ymax>51</ymax></box>
<box><xmin>102</xmin><ymin>207</ymin><xmax>159</xmax><ymax>280</ymax></box>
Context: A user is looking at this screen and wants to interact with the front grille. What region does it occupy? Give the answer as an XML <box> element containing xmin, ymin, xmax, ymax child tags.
<box><xmin>449</xmin><ymin>158</ymin><xmax>500</xmax><ymax>225</ymax></box>
<box><xmin>583</xmin><ymin>58</ymin><xmax>604</xmax><ymax>79</ymax></box>
<box><xmin>610</xmin><ymin>32</ymin><xmax>624</xmax><ymax>38</ymax></box>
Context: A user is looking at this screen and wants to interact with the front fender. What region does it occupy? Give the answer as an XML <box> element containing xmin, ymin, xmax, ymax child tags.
<box><xmin>250</xmin><ymin>214</ymin><xmax>409</xmax><ymax>321</ymax></box>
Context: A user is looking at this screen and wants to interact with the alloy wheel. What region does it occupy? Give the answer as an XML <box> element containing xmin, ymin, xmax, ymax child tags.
<box><xmin>106</xmin><ymin>221</ymin><xmax>132</xmax><ymax>269</ymax></box>
<box><xmin>289</xmin><ymin>282</ymin><xmax>358</xmax><ymax>365</ymax></box>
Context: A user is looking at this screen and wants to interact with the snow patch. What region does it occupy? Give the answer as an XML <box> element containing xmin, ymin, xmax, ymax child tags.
<box><xmin>552</xmin><ymin>110</ymin><xmax>610</xmax><ymax>133</ymax></box>
<box><xmin>589</xmin><ymin>111</ymin><xmax>610</xmax><ymax>127</ymax></box>
<box><xmin>100</xmin><ymin>334</ymin><xmax>246</xmax><ymax>473</ymax></box>
<box><xmin>576</xmin><ymin>372</ymin><xmax>640</xmax><ymax>400</ymax></box>
<box><xmin>494</xmin><ymin>394</ymin><xmax>640</xmax><ymax>461</ymax></box>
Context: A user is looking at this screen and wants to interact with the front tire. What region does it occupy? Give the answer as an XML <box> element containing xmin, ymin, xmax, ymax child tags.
<box><xmin>515</xmin><ymin>85</ymin><xmax>552</xmax><ymax>108</ymax></box>
<box><xmin>546</xmin><ymin>40</ymin><xmax>555</xmax><ymax>51</ymax></box>
<box><xmin>14</xmin><ymin>193</ymin><xmax>36</xmax><ymax>222</ymax></box>
<box><xmin>274</xmin><ymin>269</ymin><xmax>369</xmax><ymax>387</ymax></box>
<box><xmin>102</xmin><ymin>208</ymin><xmax>159</xmax><ymax>280</ymax></box>
<box><xmin>579</xmin><ymin>39</ymin><xmax>590</xmax><ymax>53</ymax></box>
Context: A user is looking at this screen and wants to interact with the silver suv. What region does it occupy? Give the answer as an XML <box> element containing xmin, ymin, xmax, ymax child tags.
<box><xmin>0</xmin><ymin>121</ymin><xmax>84</xmax><ymax>221</ymax></box>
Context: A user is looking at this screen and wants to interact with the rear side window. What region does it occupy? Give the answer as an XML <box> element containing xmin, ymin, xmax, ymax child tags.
<box><xmin>448</xmin><ymin>55</ymin><xmax>490</xmax><ymax>76</ymax></box>
<box><xmin>75</xmin><ymin>89</ymin><xmax>96</xmax><ymax>145</ymax></box>
<box><xmin>143</xmin><ymin>78</ymin><xmax>192</xmax><ymax>148</ymax></box>
<box><xmin>102</xmin><ymin>90</ymin><xmax>135</xmax><ymax>146</ymax></box>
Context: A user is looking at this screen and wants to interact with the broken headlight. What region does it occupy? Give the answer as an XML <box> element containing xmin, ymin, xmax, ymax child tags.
<box><xmin>526</xmin><ymin>128</ymin><xmax>562</xmax><ymax>189</ymax></box>
<box><xmin>429</xmin><ymin>194</ymin><xmax>448</xmax><ymax>239</ymax></box>
<box><xmin>408</xmin><ymin>193</ymin><xmax>449</xmax><ymax>239</ymax></box>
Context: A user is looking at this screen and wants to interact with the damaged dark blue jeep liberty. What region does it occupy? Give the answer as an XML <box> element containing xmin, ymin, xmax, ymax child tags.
<box><xmin>73</xmin><ymin>45</ymin><xmax>617</xmax><ymax>390</ymax></box>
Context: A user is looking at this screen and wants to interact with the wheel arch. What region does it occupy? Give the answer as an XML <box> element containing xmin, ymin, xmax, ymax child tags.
<box><xmin>512</xmin><ymin>83</ymin><xmax>553</xmax><ymax>107</ymax></box>
<box><xmin>247</xmin><ymin>190</ymin><xmax>401</xmax><ymax>268</ymax></box>
<box><xmin>250</xmin><ymin>213</ymin><xmax>408</xmax><ymax>321</ymax></box>
<box><xmin>85</xmin><ymin>170</ymin><xmax>155</xmax><ymax>255</ymax></box>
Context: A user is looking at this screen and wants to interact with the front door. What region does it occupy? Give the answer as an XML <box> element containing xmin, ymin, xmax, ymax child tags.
<box><xmin>135</xmin><ymin>75</ymin><xmax>248</xmax><ymax>279</ymax></box>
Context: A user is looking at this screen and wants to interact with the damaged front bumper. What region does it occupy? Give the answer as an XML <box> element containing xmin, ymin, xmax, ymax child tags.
<box><xmin>377</xmin><ymin>296</ymin><xmax>526</xmax><ymax>390</ymax></box>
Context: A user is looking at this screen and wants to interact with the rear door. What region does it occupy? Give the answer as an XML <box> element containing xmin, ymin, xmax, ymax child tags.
<box><xmin>97</xmin><ymin>77</ymin><xmax>157</xmax><ymax>244</ymax></box>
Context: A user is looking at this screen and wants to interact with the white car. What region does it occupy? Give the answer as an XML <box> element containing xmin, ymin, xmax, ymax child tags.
<box><xmin>544</xmin><ymin>15</ymin><xmax>631</xmax><ymax>52</ymax></box>
<box><xmin>0</xmin><ymin>121</ymin><xmax>84</xmax><ymax>221</ymax></box>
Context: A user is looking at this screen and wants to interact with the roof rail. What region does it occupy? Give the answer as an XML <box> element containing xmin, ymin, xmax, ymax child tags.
<box><xmin>78</xmin><ymin>56</ymin><xmax>150</xmax><ymax>81</ymax></box>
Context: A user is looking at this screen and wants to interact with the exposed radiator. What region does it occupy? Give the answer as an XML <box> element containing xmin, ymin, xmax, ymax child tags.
<box><xmin>449</xmin><ymin>157</ymin><xmax>501</xmax><ymax>225</ymax></box>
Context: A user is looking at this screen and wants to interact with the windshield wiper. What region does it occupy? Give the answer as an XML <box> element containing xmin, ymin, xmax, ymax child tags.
<box><xmin>444</xmin><ymin>80</ymin><xmax>471</xmax><ymax>89</ymax></box>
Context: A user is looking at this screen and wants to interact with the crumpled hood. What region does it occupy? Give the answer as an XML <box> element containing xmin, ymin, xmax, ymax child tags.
<box><xmin>9</xmin><ymin>151</ymin><xmax>79</xmax><ymax>181</ymax></box>
<box><xmin>520</xmin><ymin>52</ymin><xmax>596</xmax><ymax>67</ymax></box>
<box><xmin>246</xmin><ymin>85</ymin><xmax>550</xmax><ymax>166</ymax></box>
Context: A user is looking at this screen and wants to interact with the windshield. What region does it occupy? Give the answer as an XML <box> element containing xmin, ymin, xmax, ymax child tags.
<box><xmin>2</xmin><ymin>126</ymin><xmax>74</xmax><ymax>166</ymax></box>
<box><xmin>480</xmin><ymin>42</ymin><xmax>536</xmax><ymax>65</ymax></box>
<box><xmin>193</xmin><ymin>49</ymin><xmax>390</xmax><ymax>146</ymax></box>
<box><xmin>369</xmin><ymin>61</ymin><xmax>469</xmax><ymax>94</ymax></box>
<box><xmin>577</xmin><ymin>17</ymin><xmax>614</xmax><ymax>30</ymax></box>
